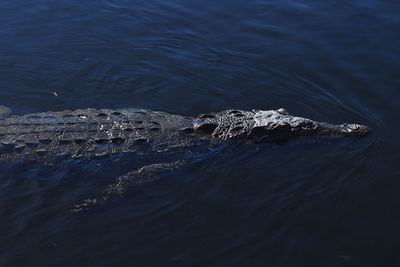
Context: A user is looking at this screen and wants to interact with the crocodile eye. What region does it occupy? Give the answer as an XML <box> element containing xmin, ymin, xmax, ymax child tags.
<box><xmin>349</xmin><ymin>125</ymin><xmax>360</xmax><ymax>131</ymax></box>
<box><xmin>277</xmin><ymin>108</ymin><xmax>289</xmax><ymax>115</ymax></box>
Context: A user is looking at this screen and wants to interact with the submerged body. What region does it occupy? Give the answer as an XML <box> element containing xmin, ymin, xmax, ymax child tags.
<box><xmin>0</xmin><ymin>107</ymin><xmax>369</xmax><ymax>160</ymax></box>
<box><xmin>0</xmin><ymin>107</ymin><xmax>369</xmax><ymax>210</ymax></box>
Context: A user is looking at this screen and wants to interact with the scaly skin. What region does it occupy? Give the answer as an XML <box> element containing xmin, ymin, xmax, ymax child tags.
<box><xmin>0</xmin><ymin>108</ymin><xmax>369</xmax><ymax>160</ymax></box>
<box><xmin>194</xmin><ymin>108</ymin><xmax>369</xmax><ymax>143</ymax></box>
<box><xmin>0</xmin><ymin>107</ymin><xmax>369</xmax><ymax>211</ymax></box>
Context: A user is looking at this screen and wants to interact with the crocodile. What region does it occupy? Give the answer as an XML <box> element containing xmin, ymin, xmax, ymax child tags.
<box><xmin>0</xmin><ymin>107</ymin><xmax>369</xmax><ymax>210</ymax></box>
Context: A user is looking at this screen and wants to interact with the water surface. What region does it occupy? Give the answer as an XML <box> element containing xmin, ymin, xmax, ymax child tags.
<box><xmin>1</xmin><ymin>0</ymin><xmax>399</xmax><ymax>266</ymax></box>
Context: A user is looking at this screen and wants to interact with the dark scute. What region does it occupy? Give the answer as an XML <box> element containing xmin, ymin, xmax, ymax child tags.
<box><xmin>43</xmin><ymin>116</ymin><xmax>57</xmax><ymax>119</ymax></box>
<box><xmin>196</xmin><ymin>123</ymin><xmax>218</xmax><ymax>135</ymax></box>
<box><xmin>95</xmin><ymin>138</ymin><xmax>108</xmax><ymax>144</ymax></box>
<box><xmin>97</xmin><ymin>113</ymin><xmax>108</xmax><ymax>117</ymax></box>
<box><xmin>39</xmin><ymin>139</ymin><xmax>52</xmax><ymax>144</ymax></box>
<box><xmin>149</xmin><ymin>127</ymin><xmax>160</xmax><ymax>131</ymax></box>
<box><xmin>199</xmin><ymin>114</ymin><xmax>215</xmax><ymax>119</ymax></box>
<box><xmin>231</xmin><ymin>126</ymin><xmax>243</xmax><ymax>132</ymax></box>
<box><xmin>26</xmin><ymin>142</ymin><xmax>38</xmax><ymax>149</ymax></box>
<box><xmin>124</xmin><ymin>128</ymin><xmax>133</xmax><ymax>132</ymax></box>
<box><xmin>35</xmin><ymin>149</ymin><xmax>47</xmax><ymax>157</ymax></box>
<box><xmin>134</xmin><ymin>120</ymin><xmax>143</xmax><ymax>124</ymax></box>
<box><xmin>74</xmin><ymin>138</ymin><xmax>87</xmax><ymax>144</ymax></box>
<box><xmin>110</xmin><ymin>137</ymin><xmax>124</xmax><ymax>143</ymax></box>
<box><xmin>27</xmin><ymin>115</ymin><xmax>42</xmax><ymax>119</ymax></box>
<box><xmin>111</xmin><ymin>111</ymin><xmax>122</xmax><ymax>116</ymax></box>
<box><xmin>59</xmin><ymin>139</ymin><xmax>73</xmax><ymax>145</ymax></box>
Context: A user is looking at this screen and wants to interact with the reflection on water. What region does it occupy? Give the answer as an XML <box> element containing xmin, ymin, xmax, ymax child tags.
<box><xmin>0</xmin><ymin>0</ymin><xmax>399</xmax><ymax>266</ymax></box>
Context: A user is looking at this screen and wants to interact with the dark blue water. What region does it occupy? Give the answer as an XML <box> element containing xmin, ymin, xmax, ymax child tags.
<box><xmin>1</xmin><ymin>0</ymin><xmax>399</xmax><ymax>266</ymax></box>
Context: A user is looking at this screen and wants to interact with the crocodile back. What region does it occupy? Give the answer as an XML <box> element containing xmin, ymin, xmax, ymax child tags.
<box><xmin>0</xmin><ymin>108</ymin><xmax>194</xmax><ymax>160</ymax></box>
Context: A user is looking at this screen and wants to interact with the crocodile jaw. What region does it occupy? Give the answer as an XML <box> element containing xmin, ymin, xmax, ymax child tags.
<box><xmin>318</xmin><ymin>123</ymin><xmax>370</xmax><ymax>137</ymax></box>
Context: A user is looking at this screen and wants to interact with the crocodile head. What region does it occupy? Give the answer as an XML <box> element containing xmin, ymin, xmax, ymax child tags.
<box><xmin>194</xmin><ymin>108</ymin><xmax>370</xmax><ymax>143</ymax></box>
